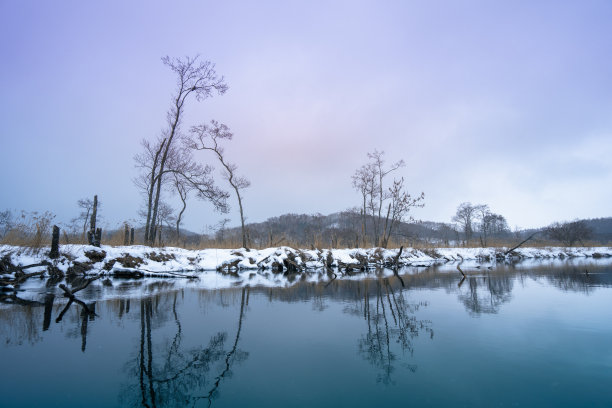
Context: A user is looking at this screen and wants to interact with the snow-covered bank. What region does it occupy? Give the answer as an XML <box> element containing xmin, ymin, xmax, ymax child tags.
<box><xmin>1</xmin><ymin>244</ymin><xmax>611</xmax><ymax>291</ymax></box>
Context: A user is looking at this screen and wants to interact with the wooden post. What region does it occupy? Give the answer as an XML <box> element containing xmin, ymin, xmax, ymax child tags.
<box><xmin>124</xmin><ymin>224</ymin><xmax>129</xmax><ymax>246</ymax></box>
<box><xmin>130</xmin><ymin>228</ymin><xmax>135</xmax><ymax>245</ymax></box>
<box><xmin>88</xmin><ymin>195</ymin><xmax>99</xmax><ymax>246</ymax></box>
<box><xmin>49</xmin><ymin>225</ymin><xmax>60</xmax><ymax>259</ymax></box>
<box><xmin>90</xmin><ymin>195</ymin><xmax>98</xmax><ymax>232</ymax></box>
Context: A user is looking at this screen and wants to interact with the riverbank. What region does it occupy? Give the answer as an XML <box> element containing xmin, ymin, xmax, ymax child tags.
<box><xmin>1</xmin><ymin>244</ymin><xmax>611</xmax><ymax>286</ymax></box>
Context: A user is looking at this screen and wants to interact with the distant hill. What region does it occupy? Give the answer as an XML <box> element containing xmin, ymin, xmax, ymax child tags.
<box><xmin>583</xmin><ymin>217</ymin><xmax>612</xmax><ymax>242</ymax></box>
<box><xmin>103</xmin><ymin>215</ymin><xmax>612</xmax><ymax>248</ymax></box>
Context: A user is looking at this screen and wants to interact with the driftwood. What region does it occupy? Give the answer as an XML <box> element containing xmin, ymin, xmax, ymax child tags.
<box><xmin>57</xmin><ymin>277</ymin><xmax>100</xmax><ymax>320</ymax></box>
<box><xmin>13</xmin><ymin>270</ymin><xmax>46</xmax><ymax>285</ymax></box>
<box><xmin>59</xmin><ymin>275</ymin><xmax>100</xmax><ymax>297</ymax></box>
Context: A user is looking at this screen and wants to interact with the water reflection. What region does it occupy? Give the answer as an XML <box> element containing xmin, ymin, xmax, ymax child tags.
<box><xmin>456</xmin><ymin>275</ymin><xmax>513</xmax><ymax>316</ymax></box>
<box><xmin>1</xmin><ymin>261</ymin><xmax>612</xmax><ymax>407</ymax></box>
<box><xmin>356</xmin><ymin>278</ymin><xmax>432</xmax><ymax>384</ymax></box>
<box><xmin>120</xmin><ymin>288</ymin><xmax>249</xmax><ymax>407</ymax></box>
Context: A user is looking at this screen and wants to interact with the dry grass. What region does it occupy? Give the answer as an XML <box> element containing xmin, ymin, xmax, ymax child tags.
<box><xmin>2</xmin><ymin>210</ymin><xmax>608</xmax><ymax>251</ymax></box>
<box><xmin>0</xmin><ymin>211</ymin><xmax>56</xmax><ymax>253</ymax></box>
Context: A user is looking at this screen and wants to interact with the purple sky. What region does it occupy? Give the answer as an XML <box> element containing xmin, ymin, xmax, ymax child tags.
<box><xmin>1</xmin><ymin>0</ymin><xmax>611</xmax><ymax>232</ymax></box>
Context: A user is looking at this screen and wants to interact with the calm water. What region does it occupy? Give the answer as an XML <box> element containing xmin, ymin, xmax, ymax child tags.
<box><xmin>2</xmin><ymin>261</ymin><xmax>612</xmax><ymax>407</ymax></box>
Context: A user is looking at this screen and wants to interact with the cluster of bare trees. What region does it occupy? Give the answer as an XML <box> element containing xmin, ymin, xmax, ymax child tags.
<box><xmin>545</xmin><ymin>220</ymin><xmax>592</xmax><ymax>246</ymax></box>
<box><xmin>134</xmin><ymin>56</ymin><xmax>250</xmax><ymax>248</ymax></box>
<box><xmin>352</xmin><ymin>150</ymin><xmax>424</xmax><ymax>248</ymax></box>
<box><xmin>452</xmin><ymin>202</ymin><xmax>509</xmax><ymax>246</ymax></box>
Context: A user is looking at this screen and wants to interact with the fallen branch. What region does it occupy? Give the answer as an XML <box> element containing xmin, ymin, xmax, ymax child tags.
<box><xmin>13</xmin><ymin>270</ymin><xmax>46</xmax><ymax>285</ymax></box>
<box><xmin>505</xmin><ymin>231</ymin><xmax>541</xmax><ymax>255</ymax></box>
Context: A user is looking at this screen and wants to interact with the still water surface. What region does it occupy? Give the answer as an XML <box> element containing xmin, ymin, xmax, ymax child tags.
<box><xmin>1</xmin><ymin>261</ymin><xmax>612</xmax><ymax>407</ymax></box>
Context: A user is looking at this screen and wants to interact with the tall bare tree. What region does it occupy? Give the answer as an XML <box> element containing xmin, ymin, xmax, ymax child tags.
<box><xmin>142</xmin><ymin>55</ymin><xmax>228</xmax><ymax>246</ymax></box>
<box><xmin>188</xmin><ymin>121</ymin><xmax>251</xmax><ymax>249</ymax></box>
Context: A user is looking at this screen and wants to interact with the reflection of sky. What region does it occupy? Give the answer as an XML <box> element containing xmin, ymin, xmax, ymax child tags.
<box><xmin>1</xmin><ymin>1</ymin><xmax>611</xmax><ymax>229</ymax></box>
<box><xmin>2</xmin><ymin>267</ymin><xmax>612</xmax><ymax>407</ymax></box>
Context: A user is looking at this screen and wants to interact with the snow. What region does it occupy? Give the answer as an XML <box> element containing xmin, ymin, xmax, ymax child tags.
<box><xmin>1</xmin><ymin>244</ymin><xmax>611</xmax><ymax>292</ymax></box>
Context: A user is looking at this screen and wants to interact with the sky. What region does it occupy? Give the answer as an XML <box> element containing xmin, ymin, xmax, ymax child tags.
<box><xmin>1</xmin><ymin>0</ymin><xmax>611</xmax><ymax>232</ymax></box>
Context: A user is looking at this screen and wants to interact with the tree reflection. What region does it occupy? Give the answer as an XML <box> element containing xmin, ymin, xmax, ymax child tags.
<box><xmin>356</xmin><ymin>278</ymin><xmax>432</xmax><ymax>384</ymax></box>
<box><xmin>121</xmin><ymin>287</ymin><xmax>249</xmax><ymax>407</ymax></box>
<box><xmin>456</xmin><ymin>274</ymin><xmax>513</xmax><ymax>316</ymax></box>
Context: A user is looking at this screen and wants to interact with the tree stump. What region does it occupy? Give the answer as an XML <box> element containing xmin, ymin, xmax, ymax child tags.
<box><xmin>49</xmin><ymin>225</ymin><xmax>60</xmax><ymax>259</ymax></box>
<box><xmin>95</xmin><ymin>228</ymin><xmax>102</xmax><ymax>247</ymax></box>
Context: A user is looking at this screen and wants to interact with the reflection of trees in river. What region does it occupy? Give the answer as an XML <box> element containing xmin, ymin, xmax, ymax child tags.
<box><xmin>120</xmin><ymin>287</ymin><xmax>249</xmax><ymax>408</ymax></box>
<box><xmin>456</xmin><ymin>275</ymin><xmax>513</xmax><ymax>316</ymax></box>
<box><xmin>353</xmin><ymin>278</ymin><xmax>433</xmax><ymax>384</ymax></box>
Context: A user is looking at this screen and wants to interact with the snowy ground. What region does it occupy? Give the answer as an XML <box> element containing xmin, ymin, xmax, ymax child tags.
<box><xmin>1</xmin><ymin>244</ymin><xmax>611</xmax><ymax>292</ymax></box>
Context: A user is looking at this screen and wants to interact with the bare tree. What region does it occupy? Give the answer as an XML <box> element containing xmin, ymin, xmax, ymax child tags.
<box><xmin>381</xmin><ymin>178</ymin><xmax>425</xmax><ymax>248</ymax></box>
<box><xmin>74</xmin><ymin>198</ymin><xmax>98</xmax><ymax>242</ymax></box>
<box><xmin>352</xmin><ymin>163</ymin><xmax>377</xmax><ymax>247</ymax></box>
<box><xmin>0</xmin><ymin>210</ymin><xmax>13</xmax><ymax>239</ymax></box>
<box><xmin>452</xmin><ymin>202</ymin><xmax>477</xmax><ymax>244</ymax></box>
<box><xmin>368</xmin><ymin>150</ymin><xmax>405</xmax><ymax>246</ymax></box>
<box><xmin>352</xmin><ymin>150</ymin><xmax>404</xmax><ymax>247</ymax></box>
<box><xmin>474</xmin><ymin>204</ymin><xmax>490</xmax><ymax>246</ymax></box>
<box><xmin>215</xmin><ymin>218</ymin><xmax>231</xmax><ymax>243</ymax></box>
<box><xmin>188</xmin><ymin>121</ymin><xmax>251</xmax><ymax>249</ymax></box>
<box><xmin>479</xmin><ymin>209</ymin><xmax>509</xmax><ymax>246</ymax></box>
<box><xmin>141</xmin><ymin>55</ymin><xmax>228</xmax><ymax>246</ymax></box>
<box><xmin>135</xmin><ymin>136</ymin><xmax>229</xmax><ymax>245</ymax></box>
<box><xmin>155</xmin><ymin>201</ymin><xmax>176</xmax><ymax>246</ymax></box>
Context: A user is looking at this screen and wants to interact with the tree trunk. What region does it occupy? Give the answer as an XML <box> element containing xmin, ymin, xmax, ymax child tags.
<box><xmin>88</xmin><ymin>195</ymin><xmax>99</xmax><ymax>246</ymax></box>
<box><xmin>176</xmin><ymin>188</ymin><xmax>187</xmax><ymax>245</ymax></box>
<box><xmin>236</xmin><ymin>189</ymin><xmax>247</xmax><ymax>249</ymax></box>
<box><xmin>145</xmin><ymin>139</ymin><xmax>166</xmax><ymax>245</ymax></box>
<box><xmin>148</xmin><ymin>93</ymin><xmax>186</xmax><ymax>245</ymax></box>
